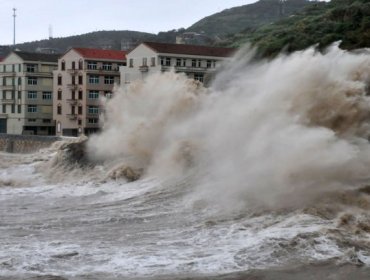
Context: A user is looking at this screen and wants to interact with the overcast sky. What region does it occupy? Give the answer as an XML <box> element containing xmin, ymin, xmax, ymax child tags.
<box><xmin>0</xmin><ymin>0</ymin><xmax>259</xmax><ymax>45</ymax></box>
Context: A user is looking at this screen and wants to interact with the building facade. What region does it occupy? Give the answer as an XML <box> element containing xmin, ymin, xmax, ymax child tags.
<box><xmin>0</xmin><ymin>51</ymin><xmax>59</xmax><ymax>135</ymax></box>
<box><xmin>53</xmin><ymin>48</ymin><xmax>126</xmax><ymax>136</ymax></box>
<box><xmin>120</xmin><ymin>42</ymin><xmax>235</xmax><ymax>85</ymax></box>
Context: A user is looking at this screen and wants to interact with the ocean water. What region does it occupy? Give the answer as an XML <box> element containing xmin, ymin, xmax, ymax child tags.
<box><xmin>1</xmin><ymin>45</ymin><xmax>370</xmax><ymax>279</ymax></box>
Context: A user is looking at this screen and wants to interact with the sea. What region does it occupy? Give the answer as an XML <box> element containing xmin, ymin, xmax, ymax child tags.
<box><xmin>1</xmin><ymin>44</ymin><xmax>370</xmax><ymax>279</ymax></box>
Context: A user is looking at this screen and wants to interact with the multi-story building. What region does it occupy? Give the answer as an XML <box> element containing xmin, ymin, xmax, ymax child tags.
<box><xmin>120</xmin><ymin>42</ymin><xmax>235</xmax><ymax>85</ymax></box>
<box><xmin>0</xmin><ymin>51</ymin><xmax>59</xmax><ymax>135</ymax></box>
<box><xmin>53</xmin><ymin>48</ymin><xmax>126</xmax><ymax>136</ymax></box>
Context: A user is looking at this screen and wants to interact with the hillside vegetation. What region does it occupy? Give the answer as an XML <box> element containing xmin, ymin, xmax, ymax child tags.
<box><xmin>221</xmin><ymin>0</ymin><xmax>370</xmax><ymax>56</ymax></box>
<box><xmin>187</xmin><ymin>0</ymin><xmax>311</xmax><ymax>37</ymax></box>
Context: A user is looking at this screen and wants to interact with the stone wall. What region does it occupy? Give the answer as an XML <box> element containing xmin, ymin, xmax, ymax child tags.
<box><xmin>0</xmin><ymin>134</ymin><xmax>62</xmax><ymax>153</ymax></box>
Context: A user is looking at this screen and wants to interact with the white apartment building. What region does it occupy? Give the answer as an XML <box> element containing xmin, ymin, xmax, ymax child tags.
<box><xmin>0</xmin><ymin>51</ymin><xmax>59</xmax><ymax>135</ymax></box>
<box><xmin>120</xmin><ymin>42</ymin><xmax>235</xmax><ymax>85</ymax></box>
<box><xmin>53</xmin><ymin>48</ymin><xmax>126</xmax><ymax>136</ymax></box>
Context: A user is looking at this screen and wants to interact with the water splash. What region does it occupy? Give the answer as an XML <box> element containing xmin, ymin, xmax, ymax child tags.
<box><xmin>87</xmin><ymin>44</ymin><xmax>370</xmax><ymax>210</ymax></box>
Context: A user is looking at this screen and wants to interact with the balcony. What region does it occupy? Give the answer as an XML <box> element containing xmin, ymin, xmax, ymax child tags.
<box><xmin>86</xmin><ymin>113</ymin><xmax>99</xmax><ymax>118</ymax></box>
<box><xmin>1</xmin><ymin>85</ymin><xmax>16</xmax><ymax>90</ymax></box>
<box><xmin>0</xmin><ymin>71</ymin><xmax>16</xmax><ymax>76</ymax></box>
<box><xmin>174</xmin><ymin>66</ymin><xmax>208</xmax><ymax>73</ymax></box>
<box><xmin>67</xmin><ymin>114</ymin><xmax>78</xmax><ymax>120</ymax></box>
<box><xmin>23</xmin><ymin>71</ymin><xmax>53</xmax><ymax>77</ymax></box>
<box><xmin>139</xmin><ymin>65</ymin><xmax>149</xmax><ymax>72</ymax></box>
<box><xmin>67</xmin><ymin>84</ymin><xmax>78</xmax><ymax>90</ymax></box>
<box><xmin>67</xmin><ymin>69</ymin><xmax>79</xmax><ymax>75</ymax></box>
<box><xmin>1</xmin><ymin>99</ymin><xmax>15</xmax><ymax>104</ymax></box>
<box><xmin>66</xmin><ymin>99</ymin><xmax>78</xmax><ymax>105</ymax></box>
<box><xmin>86</xmin><ymin>121</ymin><xmax>100</xmax><ymax>128</ymax></box>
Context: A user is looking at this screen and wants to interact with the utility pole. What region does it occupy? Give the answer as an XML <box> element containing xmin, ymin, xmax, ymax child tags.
<box><xmin>13</xmin><ymin>8</ymin><xmax>16</xmax><ymax>46</ymax></box>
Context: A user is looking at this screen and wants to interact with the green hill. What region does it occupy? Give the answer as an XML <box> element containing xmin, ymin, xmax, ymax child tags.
<box><xmin>220</xmin><ymin>0</ymin><xmax>370</xmax><ymax>56</ymax></box>
<box><xmin>187</xmin><ymin>0</ymin><xmax>312</xmax><ymax>37</ymax></box>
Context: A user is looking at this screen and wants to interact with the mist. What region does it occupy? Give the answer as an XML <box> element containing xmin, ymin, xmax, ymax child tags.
<box><xmin>87</xmin><ymin>44</ymin><xmax>370</xmax><ymax>210</ymax></box>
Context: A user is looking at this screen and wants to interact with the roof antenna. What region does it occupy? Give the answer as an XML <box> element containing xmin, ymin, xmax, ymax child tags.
<box><xmin>13</xmin><ymin>8</ymin><xmax>16</xmax><ymax>46</ymax></box>
<box><xmin>49</xmin><ymin>24</ymin><xmax>53</xmax><ymax>40</ymax></box>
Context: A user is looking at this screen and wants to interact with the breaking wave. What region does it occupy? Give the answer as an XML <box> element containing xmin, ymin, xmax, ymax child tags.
<box><xmin>87</xmin><ymin>44</ymin><xmax>370</xmax><ymax>211</ymax></box>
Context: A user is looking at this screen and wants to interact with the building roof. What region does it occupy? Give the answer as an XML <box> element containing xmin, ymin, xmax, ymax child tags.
<box><xmin>73</xmin><ymin>48</ymin><xmax>126</xmax><ymax>60</ymax></box>
<box><xmin>141</xmin><ymin>42</ymin><xmax>236</xmax><ymax>57</ymax></box>
<box><xmin>13</xmin><ymin>51</ymin><xmax>60</xmax><ymax>62</ymax></box>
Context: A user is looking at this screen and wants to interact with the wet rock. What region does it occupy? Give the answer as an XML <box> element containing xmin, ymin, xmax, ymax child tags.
<box><xmin>60</xmin><ymin>138</ymin><xmax>91</xmax><ymax>166</ymax></box>
<box><xmin>108</xmin><ymin>165</ymin><xmax>143</xmax><ymax>182</ymax></box>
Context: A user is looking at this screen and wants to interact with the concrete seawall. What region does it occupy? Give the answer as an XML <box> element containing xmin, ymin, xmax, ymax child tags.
<box><xmin>0</xmin><ymin>134</ymin><xmax>62</xmax><ymax>153</ymax></box>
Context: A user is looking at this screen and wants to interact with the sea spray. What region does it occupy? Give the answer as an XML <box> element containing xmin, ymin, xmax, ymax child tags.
<box><xmin>87</xmin><ymin>44</ymin><xmax>370</xmax><ymax>211</ymax></box>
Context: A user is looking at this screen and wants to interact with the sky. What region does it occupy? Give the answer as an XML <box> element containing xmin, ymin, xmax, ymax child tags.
<box><xmin>0</xmin><ymin>0</ymin><xmax>257</xmax><ymax>45</ymax></box>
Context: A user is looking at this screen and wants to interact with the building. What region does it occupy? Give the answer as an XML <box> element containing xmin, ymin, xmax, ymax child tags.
<box><xmin>0</xmin><ymin>51</ymin><xmax>59</xmax><ymax>135</ymax></box>
<box><xmin>53</xmin><ymin>47</ymin><xmax>126</xmax><ymax>136</ymax></box>
<box><xmin>120</xmin><ymin>42</ymin><xmax>235</xmax><ymax>85</ymax></box>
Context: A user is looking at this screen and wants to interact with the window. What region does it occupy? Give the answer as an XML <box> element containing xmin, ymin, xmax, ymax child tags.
<box><xmin>129</xmin><ymin>59</ymin><xmax>133</xmax><ymax>68</ymax></box>
<box><xmin>57</xmin><ymin>105</ymin><xmax>62</xmax><ymax>115</ymax></box>
<box><xmin>160</xmin><ymin>57</ymin><xmax>165</xmax><ymax>66</ymax></box>
<box><xmin>57</xmin><ymin>75</ymin><xmax>62</xmax><ymax>85</ymax></box>
<box><xmin>42</xmin><ymin>92</ymin><xmax>52</xmax><ymax>100</ymax></box>
<box><xmin>27</xmin><ymin>91</ymin><xmax>37</xmax><ymax>99</ymax></box>
<box><xmin>11</xmin><ymin>105</ymin><xmax>15</xmax><ymax>113</ymax></box>
<box><xmin>151</xmin><ymin>57</ymin><xmax>156</xmax><ymax>67</ymax></box>
<box><xmin>78</xmin><ymin>106</ymin><xmax>82</xmax><ymax>115</ymax></box>
<box><xmin>18</xmin><ymin>64</ymin><xmax>21</xmax><ymax>72</ymax></box>
<box><xmin>194</xmin><ymin>73</ymin><xmax>204</xmax><ymax>83</ymax></box>
<box><xmin>27</xmin><ymin>105</ymin><xmax>37</xmax><ymax>113</ymax></box>
<box><xmin>17</xmin><ymin>105</ymin><xmax>21</xmax><ymax>114</ymax></box>
<box><xmin>2</xmin><ymin>105</ymin><xmax>5</xmax><ymax>113</ymax></box>
<box><xmin>17</xmin><ymin>77</ymin><xmax>21</xmax><ymax>85</ymax></box>
<box><xmin>142</xmin><ymin>58</ymin><xmax>147</xmax><ymax>66</ymax></box>
<box><xmin>102</xmin><ymin>63</ymin><xmax>112</xmax><ymax>70</ymax></box>
<box><xmin>207</xmin><ymin>60</ymin><xmax>212</xmax><ymax>68</ymax></box>
<box><xmin>78</xmin><ymin>60</ymin><xmax>83</xmax><ymax>70</ymax></box>
<box><xmin>192</xmin><ymin>59</ymin><xmax>196</xmax><ymax>67</ymax></box>
<box><xmin>26</xmin><ymin>64</ymin><xmax>36</xmax><ymax>72</ymax></box>
<box><xmin>88</xmin><ymin>75</ymin><xmax>99</xmax><ymax>84</ymax></box>
<box><xmin>72</xmin><ymin>61</ymin><xmax>75</xmax><ymax>70</ymax></box>
<box><xmin>165</xmin><ymin>57</ymin><xmax>171</xmax><ymax>66</ymax></box>
<box><xmin>87</xmin><ymin>61</ymin><xmax>97</xmax><ymax>70</ymax></box>
<box><xmin>176</xmin><ymin>59</ymin><xmax>181</xmax><ymax>67</ymax></box>
<box><xmin>88</xmin><ymin>106</ymin><xmax>99</xmax><ymax>114</ymax></box>
<box><xmin>78</xmin><ymin>90</ymin><xmax>83</xmax><ymax>100</ymax></box>
<box><xmin>197</xmin><ymin>60</ymin><xmax>202</xmax><ymax>67</ymax></box>
<box><xmin>57</xmin><ymin>90</ymin><xmax>62</xmax><ymax>100</ymax></box>
<box><xmin>71</xmin><ymin>76</ymin><xmax>76</xmax><ymax>85</ymax></box>
<box><xmin>104</xmin><ymin>91</ymin><xmax>113</xmax><ymax>99</ymax></box>
<box><xmin>18</xmin><ymin>91</ymin><xmax>21</xmax><ymax>99</ymax></box>
<box><xmin>78</xmin><ymin>75</ymin><xmax>83</xmax><ymax>85</ymax></box>
<box><xmin>88</xmin><ymin>118</ymin><xmax>99</xmax><ymax>124</ymax></box>
<box><xmin>104</xmin><ymin>76</ymin><xmax>114</xmax><ymax>84</ymax></box>
<box><xmin>88</xmin><ymin>91</ymin><xmax>99</xmax><ymax>99</ymax></box>
<box><xmin>61</xmin><ymin>61</ymin><xmax>65</xmax><ymax>71</ymax></box>
<box><xmin>78</xmin><ymin>119</ymin><xmax>82</xmax><ymax>125</ymax></box>
<box><xmin>28</xmin><ymin>77</ymin><xmax>37</xmax><ymax>85</ymax></box>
